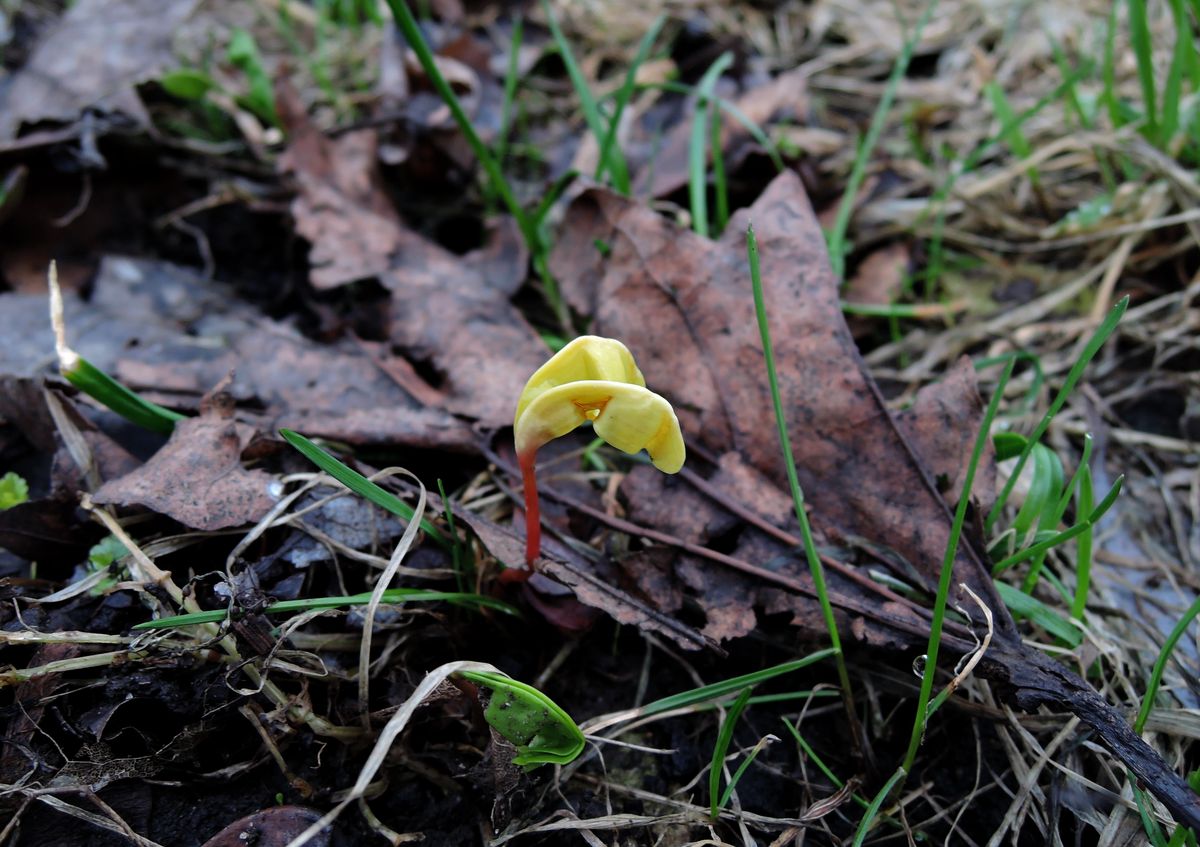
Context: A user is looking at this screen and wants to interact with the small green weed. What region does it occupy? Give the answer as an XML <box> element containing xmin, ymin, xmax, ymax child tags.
<box><xmin>0</xmin><ymin>472</ymin><xmax>29</xmax><ymax>510</ymax></box>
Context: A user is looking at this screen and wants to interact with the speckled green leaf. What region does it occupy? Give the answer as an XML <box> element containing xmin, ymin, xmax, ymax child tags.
<box><xmin>459</xmin><ymin>670</ymin><xmax>585</xmax><ymax>768</ymax></box>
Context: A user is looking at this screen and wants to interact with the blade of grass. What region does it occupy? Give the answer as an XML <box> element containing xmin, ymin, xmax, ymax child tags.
<box><xmin>984</xmin><ymin>296</ymin><xmax>1129</xmax><ymax>533</ymax></box>
<box><xmin>851</xmin><ymin>766</ymin><xmax>906</xmax><ymax>846</ymax></box>
<box><xmin>747</xmin><ymin>225</ymin><xmax>859</xmax><ymax>750</ymax></box>
<box><xmin>494</xmin><ymin>15</ymin><xmax>524</xmax><ymax>169</ymax></box>
<box><xmin>709</xmin><ymin>687</ymin><xmax>752</xmax><ymax>819</ymax></box>
<box><xmin>383</xmin><ymin>0</ymin><xmax>566</xmax><ymax>326</ymax></box>
<box><xmin>995</xmin><ymin>582</ymin><xmax>1082</xmax><ymax>646</ymax></box>
<box><xmin>279</xmin><ymin>428</ymin><xmax>448</xmax><ymax>548</ymax></box>
<box><xmin>985</xmin><ymin>80</ymin><xmax>1041</xmax><ymax>189</ymax></box>
<box><xmin>900</xmin><ymin>355</ymin><xmax>1015</xmax><ymax>776</ymax></box>
<box><xmin>781</xmin><ymin>720</ymin><xmax>872</xmax><ymax>812</ymax></box>
<box><xmin>540</xmin><ymin>0</ymin><xmax>630</xmax><ymax>192</ymax></box>
<box><xmin>594</xmin><ymin>15</ymin><xmax>666</xmax><ymax>193</ymax></box>
<box><xmin>826</xmin><ymin>0</ymin><xmax>939</xmax><ymax>282</ymax></box>
<box><xmin>1163</xmin><ymin>0</ymin><xmax>1190</xmax><ymax>143</ymax></box>
<box><xmin>717</xmin><ymin>734</ymin><xmax>771</xmax><ymax>812</ymax></box>
<box><xmin>1128</xmin><ymin>0</ymin><xmax>1158</xmax><ymax>140</ymax></box>
<box><xmin>48</xmin><ymin>262</ymin><xmax>185</xmax><ymax>435</ymax></box>
<box><xmin>438</xmin><ymin>478</ymin><xmax>468</xmax><ymax>592</ymax></box>
<box><xmin>689</xmin><ymin>53</ymin><xmax>734</xmax><ymax>237</ymax></box>
<box><xmin>991</xmin><ymin>474</ymin><xmax>1124</xmax><ymax>575</ymax></box>
<box><xmin>1070</xmin><ymin>464</ymin><xmax>1095</xmax><ymax>619</ymax></box>
<box><xmin>1134</xmin><ymin>593</ymin><xmax>1200</xmax><ymax>735</ymax></box>
<box><xmin>1103</xmin><ymin>4</ymin><xmax>1122</xmax><ymax>129</ymax></box>
<box><xmin>710</xmin><ymin>96</ymin><xmax>729</xmax><ymax>234</ymax></box>
<box><xmin>133</xmin><ymin>587</ymin><xmax>521</xmax><ymax>629</ymax></box>
<box><xmin>640</xmin><ymin>649</ymin><xmax>838</xmax><ymax>716</ymax></box>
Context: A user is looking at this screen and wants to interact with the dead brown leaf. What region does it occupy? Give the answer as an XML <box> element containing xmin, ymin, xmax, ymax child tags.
<box><xmin>93</xmin><ymin>390</ymin><xmax>276</xmax><ymax>532</ymax></box>
<box><xmin>552</xmin><ymin>170</ymin><xmax>1005</xmax><ymax>626</ymax></box>
<box><xmin>0</xmin><ymin>0</ymin><xmax>199</xmax><ymax>142</ymax></box>
<box><xmin>547</xmin><ymin>170</ymin><xmax>1200</xmax><ymax>829</ymax></box>
<box><xmin>200</xmin><ymin>806</ymin><xmax>330</xmax><ymax>847</ymax></box>
<box><xmin>640</xmin><ymin>67</ymin><xmax>809</xmax><ymax>199</ymax></box>
<box><xmin>278</xmin><ymin>87</ymin><xmax>545</xmax><ymax>427</ymax></box>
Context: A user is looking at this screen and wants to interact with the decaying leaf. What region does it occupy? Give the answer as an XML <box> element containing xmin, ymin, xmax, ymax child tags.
<box><xmin>277</xmin><ymin>84</ymin><xmax>546</xmax><ymax>427</ymax></box>
<box><xmin>548</xmin><ymin>171</ymin><xmax>1200</xmax><ymax>828</ymax></box>
<box><xmin>0</xmin><ymin>256</ymin><xmax>478</xmax><ymax>452</ymax></box>
<box><xmin>0</xmin><ymin>0</ymin><xmax>200</xmax><ymax>142</ymax></box>
<box><xmin>93</xmin><ymin>390</ymin><xmax>276</xmax><ymax>532</ymax></box>
<box><xmin>552</xmin><ymin>171</ymin><xmax>1006</xmax><ymax>625</ymax></box>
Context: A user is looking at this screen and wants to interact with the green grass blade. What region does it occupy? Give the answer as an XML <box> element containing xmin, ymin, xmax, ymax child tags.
<box><xmin>639</xmin><ymin>649</ymin><xmax>838</xmax><ymax>717</ymax></box>
<box><xmin>531</xmin><ymin>168</ymin><xmax>580</xmax><ymax>228</ymax></box>
<box><xmin>710</xmin><ymin>687</ymin><xmax>752</xmax><ymax>819</ymax></box>
<box><xmin>494</xmin><ymin>15</ymin><xmax>524</xmax><ymax>169</ymax></box>
<box><xmin>711</xmin><ymin>98</ymin><xmax>729</xmax><ymax>234</ymax></box>
<box><xmin>279</xmin><ymin>428</ymin><xmax>448</xmax><ymax>547</ymax></box>
<box><xmin>1070</xmin><ymin>464</ymin><xmax>1095</xmax><ymax>619</ymax></box>
<box><xmin>782</xmin><ymin>720</ymin><xmax>872</xmax><ymax>811</ymax></box>
<box><xmin>851</xmin><ymin>767</ymin><xmax>906</xmax><ymax>846</ymax></box>
<box><xmin>995</xmin><ymin>582</ymin><xmax>1082</xmax><ymax>646</ymax></box>
<box><xmin>594</xmin><ymin>14</ymin><xmax>666</xmax><ymax>193</ymax></box>
<box><xmin>1128</xmin><ymin>0</ymin><xmax>1159</xmax><ymax>139</ymax></box>
<box><xmin>1103</xmin><ymin>4</ymin><xmax>1122</xmax><ymax>129</ymax></box>
<box><xmin>438</xmin><ymin>478</ymin><xmax>468</xmax><ymax>592</ymax></box>
<box><xmin>826</xmin><ymin>0</ymin><xmax>939</xmax><ymax>282</ymax></box>
<box><xmin>991</xmin><ymin>474</ymin><xmax>1124</xmax><ymax>575</ymax></box>
<box><xmin>717</xmin><ymin>734</ymin><xmax>769</xmax><ymax>812</ymax></box>
<box><xmin>985</xmin><ymin>81</ymin><xmax>1040</xmax><ymax>188</ymax></box>
<box><xmin>1163</xmin><ymin>0</ymin><xmax>1190</xmax><ymax>143</ymax></box>
<box><xmin>132</xmin><ymin>587</ymin><xmax>521</xmax><ymax>629</ymax></box>
<box><xmin>1134</xmin><ymin>593</ymin><xmax>1200</xmax><ymax>734</ymax></box>
<box><xmin>540</xmin><ymin>0</ymin><xmax>630</xmax><ymax>192</ymax></box>
<box><xmin>901</xmin><ymin>356</ymin><xmax>1015</xmax><ymax>775</ymax></box>
<box><xmin>984</xmin><ymin>296</ymin><xmax>1129</xmax><ymax>533</ymax></box>
<box><xmin>1048</xmin><ymin>35</ymin><xmax>1092</xmax><ymax>129</ymax></box>
<box><xmin>747</xmin><ymin>225</ymin><xmax>858</xmax><ymax>738</ymax></box>
<box><xmin>62</xmin><ymin>357</ymin><xmax>185</xmax><ymax>435</ymax></box>
<box><xmin>689</xmin><ymin>53</ymin><xmax>734</xmax><ymax>237</ymax></box>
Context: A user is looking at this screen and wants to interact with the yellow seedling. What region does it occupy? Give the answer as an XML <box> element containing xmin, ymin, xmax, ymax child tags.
<box><xmin>513</xmin><ymin>336</ymin><xmax>685</xmax><ymax>575</ymax></box>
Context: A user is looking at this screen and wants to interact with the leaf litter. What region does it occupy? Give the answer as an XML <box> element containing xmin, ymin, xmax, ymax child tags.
<box><xmin>1</xmin><ymin>0</ymin><xmax>1198</xmax><ymax>844</ymax></box>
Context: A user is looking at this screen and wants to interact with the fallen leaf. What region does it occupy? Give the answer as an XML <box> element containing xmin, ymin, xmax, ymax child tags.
<box><xmin>0</xmin><ymin>255</ymin><xmax>479</xmax><ymax>452</ymax></box>
<box><xmin>278</xmin><ymin>86</ymin><xmax>545</xmax><ymax>427</ymax></box>
<box><xmin>894</xmin><ymin>356</ymin><xmax>996</xmax><ymax>511</ymax></box>
<box><xmin>93</xmin><ymin>390</ymin><xmax>277</xmax><ymax>531</ymax></box>
<box><xmin>200</xmin><ymin>806</ymin><xmax>330</xmax><ymax>847</ymax></box>
<box><xmin>551</xmin><ymin>171</ymin><xmax>1005</xmax><ymax>621</ymax></box>
<box><xmin>640</xmin><ymin>67</ymin><xmax>809</xmax><ymax>199</ymax></box>
<box><xmin>0</xmin><ymin>0</ymin><xmax>199</xmax><ymax>142</ymax></box>
<box><xmin>548</xmin><ymin>170</ymin><xmax>1200</xmax><ymax>829</ymax></box>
